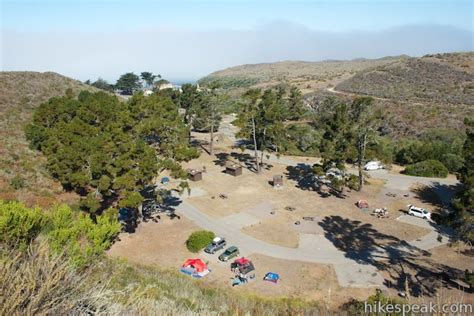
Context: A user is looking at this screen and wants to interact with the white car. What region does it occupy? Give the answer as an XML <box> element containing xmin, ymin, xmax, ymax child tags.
<box><xmin>364</xmin><ymin>161</ymin><xmax>384</xmax><ymax>171</ymax></box>
<box><xmin>407</xmin><ymin>205</ymin><xmax>431</xmax><ymax>220</ymax></box>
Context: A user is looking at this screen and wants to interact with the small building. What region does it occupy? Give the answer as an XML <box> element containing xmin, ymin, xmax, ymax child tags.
<box><xmin>225</xmin><ymin>162</ymin><xmax>242</xmax><ymax>176</ymax></box>
<box><xmin>188</xmin><ymin>169</ymin><xmax>203</xmax><ymax>181</ymax></box>
<box><xmin>272</xmin><ymin>175</ymin><xmax>283</xmax><ymax>188</ymax></box>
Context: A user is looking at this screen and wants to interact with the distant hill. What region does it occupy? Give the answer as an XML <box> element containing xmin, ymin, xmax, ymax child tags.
<box><xmin>0</xmin><ymin>71</ymin><xmax>100</xmax><ymax>206</ymax></box>
<box><xmin>199</xmin><ymin>52</ymin><xmax>474</xmax><ymax>137</ymax></box>
<box><xmin>336</xmin><ymin>52</ymin><xmax>474</xmax><ymax>105</ymax></box>
<box><xmin>198</xmin><ymin>56</ymin><xmax>405</xmax><ymax>94</ymax></box>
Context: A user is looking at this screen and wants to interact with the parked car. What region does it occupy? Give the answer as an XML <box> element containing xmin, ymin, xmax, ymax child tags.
<box><xmin>218</xmin><ymin>246</ymin><xmax>240</xmax><ymax>262</ymax></box>
<box><xmin>204</xmin><ymin>237</ymin><xmax>227</xmax><ymax>254</ymax></box>
<box><xmin>364</xmin><ymin>161</ymin><xmax>384</xmax><ymax>171</ymax></box>
<box><xmin>407</xmin><ymin>205</ymin><xmax>431</xmax><ymax>220</ymax></box>
<box><xmin>326</xmin><ymin>168</ymin><xmax>344</xmax><ymax>180</ymax></box>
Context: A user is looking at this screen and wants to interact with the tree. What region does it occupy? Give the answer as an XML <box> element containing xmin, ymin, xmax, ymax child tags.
<box><xmin>179</xmin><ymin>84</ymin><xmax>198</xmax><ymax>124</ymax></box>
<box><xmin>25</xmin><ymin>90</ymin><xmax>198</xmax><ymax>215</ymax></box>
<box><xmin>450</xmin><ymin>118</ymin><xmax>474</xmax><ymax>243</ymax></box>
<box><xmin>286</xmin><ymin>87</ymin><xmax>305</xmax><ymax>120</ymax></box>
<box><xmin>350</xmin><ymin>97</ymin><xmax>379</xmax><ymax>190</ymax></box>
<box><xmin>191</xmin><ymin>85</ymin><xmax>224</xmax><ymax>155</ymax></box>
<box><xmin>115</xmin><ymin>72</ymin><xmax>141</xmax><ymax>95</ymax></box>
<box><xmin>318</xmin><ymin>97</ymin><xmax>353</xmax><ymax>171</ymax></box>
<box><xmin>237</xmin><ymin>88</ymin><xmax>286</xmax><ymax>173</ymax></box>
<box><xmin>91</xmin><ymin>78</ymin><xmax>114</xmax><ymax>92</ymax></box>
<box><xmin>238</xmin><ymin>89</ymin><xmax>263</xmax><ymax>172</ymax></box>
<box><xmin>140</xmin><ymin>72</ymin><xmax>159</xmax><ymax>87</ymax></box>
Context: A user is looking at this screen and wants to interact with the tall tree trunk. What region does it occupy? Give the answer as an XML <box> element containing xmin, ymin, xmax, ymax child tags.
<box><xmin>358</xmin><ymin>134</ymin><xmax>367</xmax><ymax>191</ymax></box>
<box><xmin>252</xmin><ymin>115</ymin><xmax>260</xmax><ymax>173</ymax></box>
<box><xmin>210</xmin><ymin>117</ymin><xmax>214</xmax><ymax>155</ymax></box>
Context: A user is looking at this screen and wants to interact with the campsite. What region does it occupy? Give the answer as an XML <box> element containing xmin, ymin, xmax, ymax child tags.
<box><xmin>108</xmin><ymin>115</ymin><xmax>472</xmax><ymax>308</ymax></box>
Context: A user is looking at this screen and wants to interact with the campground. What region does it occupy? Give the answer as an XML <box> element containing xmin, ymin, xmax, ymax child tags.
<box><xmin>108</xmin><ymin>115</ymin><xmax>473</xmax><ymax>308</ymax></box>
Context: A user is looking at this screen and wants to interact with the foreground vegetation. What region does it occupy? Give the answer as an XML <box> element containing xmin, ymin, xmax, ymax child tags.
<box><xmin>0</xmin><ymin>200</ymin><xmax>325</xmax><ymax>315</ymax></box>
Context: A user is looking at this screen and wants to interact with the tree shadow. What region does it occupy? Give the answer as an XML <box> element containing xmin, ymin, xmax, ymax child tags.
<box><xmin>411</xmin><ymin>182</ymin><xmax>462</xmax><ymax>210</ymax></box>
<box><xmin>285</xmin><ymin>164</ymin><xmax>315</xmax><ymax>191</ymax></box>
<box><xmin>213</xmin><ymin>151</ymin><xmax>272</xmax><ymax>172</ymax></box>
<box><xmin>213</xmin><ymin>152</ymin><xmax>229</xmax><ymax>166</ymax></box>
<box><xmin>319</xmin><ymin>215</ymin><xmax>469</xmax><ymax>297</ymax></box>
<box><xmin>140</xmin><ymin>191</ymin><xmax>183</xmax><ymax>223</ymax></box>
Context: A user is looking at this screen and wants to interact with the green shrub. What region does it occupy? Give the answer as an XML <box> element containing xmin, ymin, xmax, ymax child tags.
<box><xmin>186</xmin><ymin>230</ymin><xmax>215</xmax><ymax>253</ymax></box>
<box><xmin>346</xmin><ymin>174</ymin><xmax>360</xmax><ymax>191</ymax></box>
<box><xmin>404</xmin><ymin>159</ymin><xmax>449</xmax><ymax>178</ymax></box>
<box><xmin>46</xmin><ymin>204</ymin><xmax>121</xmax><ymax>267</ymax></box>
<box><xmin>440</xmin><ymin>153</ymin><xmax>464</xmax><ymax>173</ymax></box>
<box><xmin>9</xmin><ymin>175</ymin><xmax>26</xmax><ymax>190</ymax></box>
<box><xmin>0</xmin><ymin>200</ymin><xmax>45</xmax><ymax>249</ymax></box>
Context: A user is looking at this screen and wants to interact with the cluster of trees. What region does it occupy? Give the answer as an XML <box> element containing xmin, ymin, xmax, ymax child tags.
<box><xmin>25</xmin><ymin>90</ymin><xmax>198</xmax><ymax>215</ymax></box>
<box><xmin>234</xmin><ymin>85</ymin><xmax>472</xmax><ymax>242</ymax></box>
<box><xmin>174</xmin><ymin>83</ymin><xmax>229</xmax><ymax>155</ymax></box>
<box><xmin>85</xmin><ymin>71</ymin><xmax>167</xmax><ymax>95</ymax></box>
<box><xmin>236</xmin><ymin>87</ymin><xmax>307</xmax><ymax>173</ymax></box>
<box><xmin>235</xmin><ymin>89</ymin><xmax>376</xmax><ymax>191</ymax></box>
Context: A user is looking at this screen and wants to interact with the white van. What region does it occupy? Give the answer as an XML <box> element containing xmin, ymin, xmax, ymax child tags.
<box><xmin>407</xmin><ymin>205</ymin><xmax>431</xmax><ymax>220</ymax></box>
<box><xmin>364</xmin><ymin>161</ymin><xmax>384</xmax><ymax>171</ymax></box>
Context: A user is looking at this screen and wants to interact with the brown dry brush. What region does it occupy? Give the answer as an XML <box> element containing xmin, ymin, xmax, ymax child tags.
<box><xmin>0</xmin><ymin>243</ymin><xmax>113</xmax><ymax>315</ymax></box>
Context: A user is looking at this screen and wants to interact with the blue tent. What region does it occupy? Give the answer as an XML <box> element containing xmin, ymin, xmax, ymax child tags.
<box><xmin>264</xmin><ymin>272</ymin><xmax>280</xmax><ymax>283</ymax></box>
<box><xmin>161</xmin><ymin>177</ymin><xmax>170</xmax><ymax>184</ymax></box>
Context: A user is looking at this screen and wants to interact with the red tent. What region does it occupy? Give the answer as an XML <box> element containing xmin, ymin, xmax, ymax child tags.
<box><xmin>182</xmin><ymin>258</ymin><xmax>207</xmax><ymax>273</ymax></box>
<box><xmin>234</xmin><ymin>257</ymin><xmax>250</xmax><ymax>265</ymax></box>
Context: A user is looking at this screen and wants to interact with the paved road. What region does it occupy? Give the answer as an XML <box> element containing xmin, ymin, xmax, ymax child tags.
<box><xmin>175</xmin><ymin>199</ymin><xmax>384</xmax><ymax>287</ymax></box>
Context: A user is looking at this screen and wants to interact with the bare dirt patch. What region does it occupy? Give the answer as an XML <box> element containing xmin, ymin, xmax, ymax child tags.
<box><xmin>108</xmin><ymin>216</ymin><xmax>199</xmax><ymax>268</ymax></box>
<box><xmin>242</xmin><ymin>216</ymin><xmax>300</xmax><ymax>248</ymax></box>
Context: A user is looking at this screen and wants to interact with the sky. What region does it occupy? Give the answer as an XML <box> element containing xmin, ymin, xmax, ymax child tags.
<box><xmin>1</xmin><ymin>0</ymin><xmax>473</xmax><ymax>82</ymax></box>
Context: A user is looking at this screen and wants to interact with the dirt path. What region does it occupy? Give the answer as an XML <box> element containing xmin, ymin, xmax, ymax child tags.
<box><xmin>326</xmin><ymin>86</ymin><xmax>391</xmax><ymax>101</ymax></box>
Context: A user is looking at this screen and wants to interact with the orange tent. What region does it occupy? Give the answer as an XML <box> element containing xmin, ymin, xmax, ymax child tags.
<box><xmin>182</xmin><ymin>258</ymin><xmax>208</xmax><ymax>273</ymax></box>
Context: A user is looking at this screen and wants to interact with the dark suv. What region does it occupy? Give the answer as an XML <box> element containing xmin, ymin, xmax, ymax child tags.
<box><xmin>204</xmin><ymin>237</ymin><xmax>227</xmax><ymax>254</ymax></box>
<box><xmin>218</xmin><ymin>246</ymin><xmax>240</xmax><ymax>261</ymax></box>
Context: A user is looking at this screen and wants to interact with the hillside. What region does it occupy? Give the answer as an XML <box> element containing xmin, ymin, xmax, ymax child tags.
<box><xmin>200</xmin><ymin>52</ymin><xmax>474</xmax><ymax>137</ymax></box>
<box><xmin>336</xmin><ymin>52</ymin><xmax>474</xmax><ymax>105</ymax></box>
<box><xmin>0</xmin><ymin>71</ymin><xmax>100</xmax><ymax>206</ymax></box>
<box><xmin>199</xmin><ymin>57</ymin><xmax>405</xmax><ymax>94</ymax></box>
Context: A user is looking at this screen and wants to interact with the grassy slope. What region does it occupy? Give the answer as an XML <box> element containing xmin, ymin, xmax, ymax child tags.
<box><xmin>335</xmin><ymin>52</ymin><xmax>474</xmax><ymax>137</ymax></box>
<box><xmin>198</xmin><ymin>57</ymin><xmax>404</xmax><ymax>95</ymax></box>
<box><xmin>0</xmin><ymin>71</ymin><xmax>100</xmax><ymax>207</ymax></box>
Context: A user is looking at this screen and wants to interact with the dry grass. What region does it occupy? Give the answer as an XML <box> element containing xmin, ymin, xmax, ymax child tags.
<box><xmin>0</xmin><ymin>71</ymin><xmax>99</xmax><ymax>207</ymax></box>
<box><xmin>242</xmin><ymin>217</ymin><xmax>300</xmax><ymax>248</ymax></box>
<box><xmin>199</xmin><ymin>57</ymin><xmax>401</xmax><ymax>93</ymax></box>
<box><xmin>0</xmin><ymin>243</ymin><xmax>111</xmax><ymax>315</ymax></box>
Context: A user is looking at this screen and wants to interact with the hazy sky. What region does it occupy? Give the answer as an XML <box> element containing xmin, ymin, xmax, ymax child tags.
<box><xmin>1</xmin><ymin>0</ymin><xmax>473</xmax><ymax>82</ymax></box>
